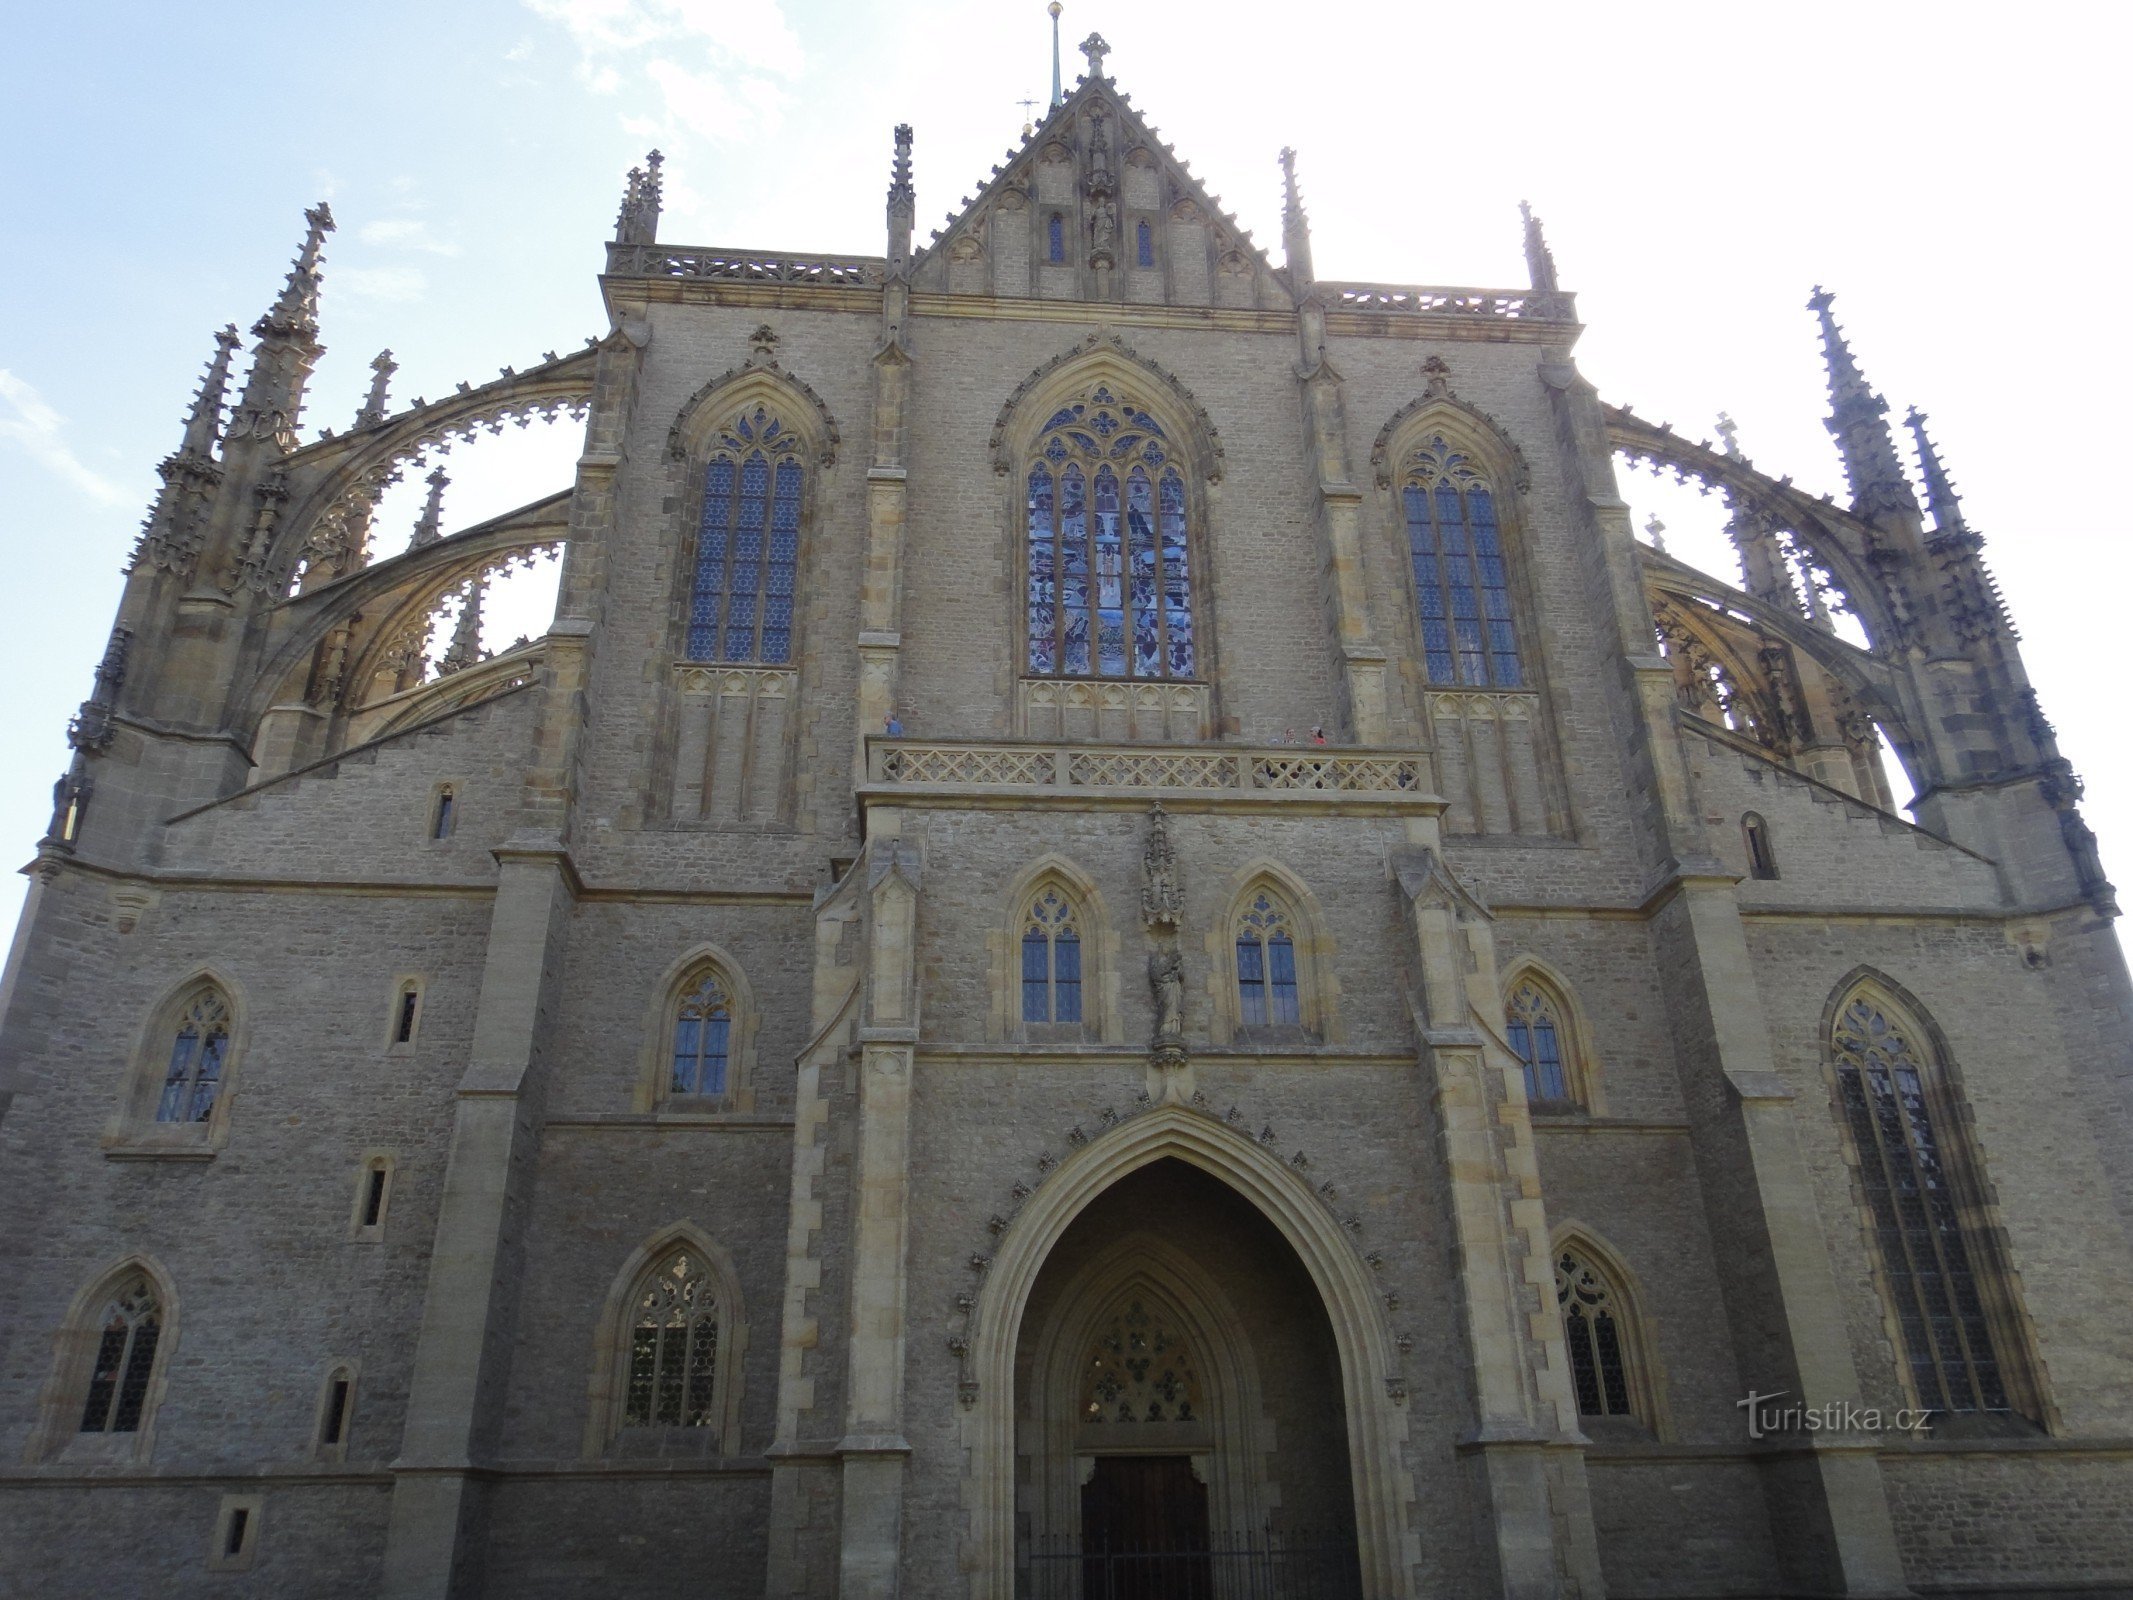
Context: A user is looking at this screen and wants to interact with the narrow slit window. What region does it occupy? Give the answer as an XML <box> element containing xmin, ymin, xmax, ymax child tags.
<box><xmin>360</xmin><ymin>1165</ymin><xmax>388</xmax><ymax>1229</ymax></box>
<box><xmin>394</xmin><ymin>986</ymin><xmax>419</xmax><ymax>1044</ymax></box>
<box><xmin>1744</xmin><ymin>813</ymin><xmax>1777</xmax><ymax>879</ymax></box>
<box><xmin>431</xmin><ymin>786</ymin><xmax>455</xmax><ymax>840</ymax></box>
<box><xmin>1135</xmin><ymin>219</ymin><xmax>1154</xmax><ymax>268</ymax></box>
<box><xmin>1047</xmin><ymin>213</ymin><xmax>1066</xmax><ymax>263</ymax></box>
<box><xmin>686</xmin><ymin>407</ymin><xmax>803</xmax><ymax>665</ymax></box>
<box><xmin>321</xmin><ymin>1376</ymin><xmax>351</xmax><ymax>1446</ymax></box>
<box><xmin>224</xmin><ymin>1508</ymin><xmax>249</xmax><ymax>1558</ymax></box>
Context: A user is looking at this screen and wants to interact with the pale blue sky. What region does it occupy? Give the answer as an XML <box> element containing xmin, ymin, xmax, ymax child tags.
<box><xmin>3</xmin><ymin>0</ymin><xmax>2127</xmax><ymax>936</ymax></box>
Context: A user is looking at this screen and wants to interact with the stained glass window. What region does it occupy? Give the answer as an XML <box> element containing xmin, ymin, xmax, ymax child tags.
<box><xmin>1236</xmin><ymin>891</ymin><xmax>1299</xmax><ymax>1026</ymax></box>
<box><xmin>1026</xmin><ymin>387</ymin><xmax>1195</xmax><ymax>680</ymax></box>
<box><xmin>1020</xmin><ymin>886</ymin><xmax>1083</xmax><ymax>1024</ymax></box>
<box><xmin>1555</xmin><ymin>1249</ymin><xmax>1635</xmax><ymax>1418</ymax></box>
<box><xmin>1083</xmin><ymin>1298</ymin><xmax>1202</xmax><ymax>1424</ymax></box>
<box><xmin>79</xmin><ymin>1278</ymin><xmax>160</xmax><ymax>1434</ymax></box>
<box><xmin>1833</xmin><ymin>994</ymin><xmax>2011</xmax><ymax>1416</ymax></box>
<box><xmin>1048</xmin><ymin>213</ymin><xmax>1066</xmax><ymax>263</ymax></box>
<box><xmin>155</xmin><ymin>985</ymin><xmax>230</xmax><ymax>1124</ymax></box>
<box><xmin>670</xmin><ymin>969</ymin><xmax>733</xmax><ymax>1098</ymax></box>
<box><xmin>623</xmin><ymin>1250</ymin><xmax>721</xmax><ymax>1430</ymax></box>
<box><xmin>1135</xmin><ymin>219</ymin><xmax>1154</xmax><ymax>268</ymax></box>
<box><xmin>686</xmin><ymin>406</ymin><xmax>802</xmax><ymax>664</ymax></box>
<box><xmin>1507</xmin><ymin>983</ymin><xmax>1571</xmax><ymax>1103</ymax></box>
<box><xmin>1403</xmin><ymin>435</ymin><xmax>1522</xmax><ymax>686</ymax></box>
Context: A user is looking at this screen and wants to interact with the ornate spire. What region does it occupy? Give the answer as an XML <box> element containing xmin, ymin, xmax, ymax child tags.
<box><xmin>1279</xmin><ymin>148</ymin><xmax>1314</xmax><ymax>285</ymax></box>
<box><xmin>1518</xmin><ymin>200</ymin><xmax>1559</xmax><ymax>295</ymax></box>
<box><xmin>439</xmin><ymin>576</ymin><xmax>485</xmax><ymax>675</ymax></box>
<box><xmin>410</xmin><ymin>467</ymin><xmax>448</xmax><ymax>549</ymax></box>
<box><xmin>355</xmin><ymin>349</ymin><xmax>396</xmax><ymax>429</ymax></box>
<box><xmin>1715</xmin><ymin>411</ymin><xmax>1741</xmax><ymax>459</ymax></box>
<box><xmin>887</xmin><ymin>123</ymin><xmax>914</xmax><ymax>268</ymax></box>
<box><xmin>1905</xmin><ymin>407</ymin><xmax>1968</xmax><ymax>537</ymax></box>
<box><xmin>615</xmin><ymin>150</ymin><xmax>663</xmax><ymax>246</ymax></box>
<box><xmin>230</xmin><ymin>203</ymin><xmax>334</xmax><ymax>451</ymax></box>
<box><xmin>1079</xmin><ymin>30</ymin><xmax>1110</xmax><ymax>80</ymax></box>
<box><xmin>1807</xmin><ymin>287</ymin><xmax>1915</xmax><ymax>522</ymax></box>
<box><xmin>1048</xmin><ymin>2</ymin><xmax>1064</xmax><ymax>105</ymax></box>
<box><xmin>181</xmin><ymin>325</ymin><xmax>241</xmax><ymax>457</ymax></box>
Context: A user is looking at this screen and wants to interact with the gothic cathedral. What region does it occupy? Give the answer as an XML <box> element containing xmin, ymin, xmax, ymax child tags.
<box><xmin>3</xmin><ymin>32</ymin><xmax>2131</xmax><ymax>1600</ymax></box>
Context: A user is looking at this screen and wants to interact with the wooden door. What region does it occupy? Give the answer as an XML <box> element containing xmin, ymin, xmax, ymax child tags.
<box><xmin>1080</xmin><ymin>1455</ymin><xmax>1211</xmax><ymax>1599</ymax></box>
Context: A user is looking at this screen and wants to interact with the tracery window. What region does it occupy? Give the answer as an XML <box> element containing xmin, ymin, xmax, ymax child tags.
<box><xmin>1401</xmin><ymin>434</ymin><xmax>1522</xmax><ymax>686</ymax></box>
<box><xmin>1832</xmin><ymin>992</ymin><xmax>2015</xmax><ymax>1416</ymax></box>
<box><xmin>1025</xmin><ymin>386</ymin><xmax>1195</xmax><ymax>681</ymax></box>
<box><xmin>1083</xmin><ymin>1298</ymin><xmax>1203</xmax><ymax>1425</ymax></box>
<box><xmin>1554</xmin><ymin>1248</ymin><xmax>1635</xmax><ymax>1419</ymax></box>
<box><xmin>1135</xmin><ymin>219</ymin><xmax>1154</xmax><ymax>268</ymax></box>
<box><xmin>1235</xmin><ymin>891</ymin><xmax>1300</xmax><ymax>1027</ymax></box>
<box><xmin>1507</xmin><ymin>982</ymin><xmax>1571</xmax><ymax>1104</ymax></box>
<box><xmin>686</xmin><ymin>405</ymin><xmax>802</xmax><ymax>665</ymax></box>
<box><xmin>155</xmin><ymin>984</ymin><xmax>230</xmax><ymax>1124</ymax></box>
<box><xmin>669</xmin><ymin>967</ymin><xmax>733</xmax><ymax>1099</ymax></box>
<box><xmin>623</xmin><ymin>1249</ymin><xmax>723</xmax><ymax>1431</ymax></box>
<box><xmin>78</xmin><ymin>1277</ymin><xmax>161</xmax><ymax>1435</ymax></box>
<box><xmin>1020</xmin><ymin>886</ymin><xmax>1083</xmax><ymax>1024</ymax></box>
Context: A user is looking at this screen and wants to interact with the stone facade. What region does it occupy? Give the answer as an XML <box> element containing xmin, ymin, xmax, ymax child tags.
<box><xmin>2</xmin><ymin>44</ymin><xmax>2130</xmax><ymax>1600</ymax></box>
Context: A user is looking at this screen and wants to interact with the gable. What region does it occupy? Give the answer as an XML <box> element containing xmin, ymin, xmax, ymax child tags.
<box><xmin>911</xmin><ymin>78</ymin><xmax>1292</xmax><ymax>312</ymax></box>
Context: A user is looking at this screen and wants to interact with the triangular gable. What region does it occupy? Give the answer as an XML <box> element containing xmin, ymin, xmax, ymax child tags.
<box><xmin>912</xmin><ymin>73</ymin><xmax>1293</xmax><ymax>312</ymax></box>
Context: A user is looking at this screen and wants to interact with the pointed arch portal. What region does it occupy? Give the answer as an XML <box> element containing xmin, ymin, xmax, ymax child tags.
<box><xmin>960</xmin><ymin>1108</ymin><xmax>1411</xmax><ymax>1598</ymax></box>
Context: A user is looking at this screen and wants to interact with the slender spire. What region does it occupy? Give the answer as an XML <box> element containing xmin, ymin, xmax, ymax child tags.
<box><xmin>1048</xmin><ymin>2</ymin><xmax>1064</xmax><ymax>105</ymax></box>
<box><xmin>180</xmin><ymin>325</ymin><xmax>242</xmax><ymax>457</ymax></box>
<box><xmin>1905</xmin><ymin>407</ymin><xmax>1969</xmax><ymax>537</ymax></box>
<box><xmin>410</xmin><ymin>467</ymin><xmax>448</xmax><ymax>549</ymax></box>
<box><xmin>886</xmin><ymin>123</ymin><xmax>914</xmax><ymax>268</ymax></box>
<box><xmin>355</xmin><ymin>349</ymin><xmax>396</xmax><ymax>430</ymax></box>
<box><xmin>615</xmin><ymin>150</ymin><xmax>663</xmax><ymax>246</ymax></box>
<box><xmin>1279</xmin><ymin>148</ymin><xmax>1314</xmax><ymax>285</ymax></box>
<box><xmin>231</xmin><ymin>203</ymin><xmax>334</xmax><ymax>451</ymax></box>
<box><xmin>1518</xmin><ymin>200</ymin><xmax>1559</xmax><ymax>294</ymax></box>
<box><xmin>1807</xmin><ymin>287</ymin><xmax>1915</xmax><ymax>521</ymax></box>
<box><xmin>439</xmin><ymin>576</ymin><xmax>485</xmax><ymax>675</ymax></box>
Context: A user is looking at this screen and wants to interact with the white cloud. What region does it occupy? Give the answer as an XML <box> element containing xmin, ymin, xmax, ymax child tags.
<box><xmin>644</xmin><ymin>57</ymin><xmax>790</xmax><ymax>140</ymax></box>
<box><xmin>523</xmin><ymin>0</ymin><xmax>803</xmax><ymax>138</ymax></box>
<box><xmin>335</xmin><ymin>265</ymin><xmax>428</xmax><ymax>304</ymax></box>
<box><xmin>359</xmin><ymin>218</ymin><xmax>461</xmax><ymax>256</ymax></box>
<box><xmin>503</xmin><ymin>36</ymin><xmax>535</xmax><ymax>62</ymax></box>
<box><xmin>0</xmin><ymin>371</ymin><xmax>129</xmax><ymax>506</ymax></box>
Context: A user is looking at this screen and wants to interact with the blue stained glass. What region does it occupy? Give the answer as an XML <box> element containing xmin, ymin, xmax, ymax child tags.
<box><xmin>1048</xmin><ymin>213</ymin><xmax>1065</xmax><ymax>262</ymax></box>
<box><xmin>1159</xmin><ymin>470</ymin><xmax>1193</xmax><ymax>675</ymax></box>
<box><xmin>1054</xmin><ymin>932</ymin><xmax>1082</xmax><ymax>1022</ymax></box>
<box><xmin>1027</xmin><ymin>468</ymin><xmax>1057</xmax><ymax>673</ymax></box>
<box><xmin>1405</xmin><ymin>485</ymin><xmax>1455</xmax><ymax>680</ymax></box>
<box><xmin>725</xmin><ymin>454</ymin><xmax>768</xmax><ymax>658</ymax></box>
<box><xmin>672</xmin><ymin>1016</ymin><xmax>700</xmax><ymax>1094</ymax></box>
<box><xmin>1022</xmin><ymin>930</ymin><xmax>1049</xmax><ymax>1021</ymax></box>
<box><xmin>1126</xmin><ymin>470</ymin><xmax>1159</xmax><ymax>676</ymax></box>
<box><xmin>1268</xmin><ymin>934</ymin><xmax>1299</xmax><ymax>1025</ymax></box>
<box><xmin>688</xmin><ymin>458</ymin><xmax>736</xmax><ymax>659</ymax></box>
<box><xmin>1408</xmin><ymin>463</ymin><xmax>1522</xmax><ymax>687</ymax></box>
<box><xmin>1136</xmin><ymin>220</ymin><xmax>1154</xmax><ymax>268</ymax></box>
<box><xmin>1094</xmin><ymin>467</ymin><xmax>1126</xmax><ymax>676</ymax></box>
<box><xmin>761</xmin><ymin>460</ymin><xmax>801</xmax><ymax>661</ymax></box>
<box><xmin>1060</xmin><ymin>467</ymin><xmax>1091</xmax><ymax>674</ymax></box>
<box><xmin>1043</xmin><ymin>405</ymin><xmax>1081</xmax><ymax>431</ymax></box>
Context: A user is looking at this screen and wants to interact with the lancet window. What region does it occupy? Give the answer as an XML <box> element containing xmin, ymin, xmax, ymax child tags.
<box><xmin>1554</xmin><ymin>1247</ymin><xmax>1635</xmax><ymax>1419</ymax></box>
<box><xmin>1506</xmin><ymin>982</ymin><xmax>1572</xmax><ymax>1104</ymax></box>
<box><xmin>155</xmin><ymin>984</ymin><xmax>231</xmax><ymax>1124</ymax></box>
<box><xmin>1135</xmin><ymin>220</ymin><xmax>1154</xmax><ymax>268</ymax></box>
<box><xmin>1401</xmin><ymin>435</ymin><xmax>1522</xmax><ymax>686</ymax></box>
<box><xmin>1020</xmin><ymin>886</ymin><xmax>1083</xmax><ymax>1024</ymax></box>
<box><xmin>78</xmin><ymin>1277</ymin><xmax>162</xmax><ymax>1435</ymax></box>
<box><xmin>622</xmin><ymin>1249</ymin><xmax>723</xmax><ymax>1431</ymax></box>
<box><xmin>1831</xmin><ymin>990</ymin><xmax>2017</xmax><ymax>1417</ymax></box>
<box><xmin>686</xmin><ymin>406</ymin><xmax>802</xmax><ymax>665</ymax></box>
<box><xmin>1025</xmin><ymin>386</ymin><xmax>1196</xmax><ymax>681</ymax></box>
<box><xmin>1234</xmin><ymin>891</ymin><xmax>1300</xmax><ymax>1027</ymax></box>
<box><xmin>669</xmin><ymin>967</ymin><xmax>733</xmax><ymax>1099</ymax></box>
<box><xmin>1047</xmin><ymin>213</ymin><xmax>1066</xmax><ymax>263</ymax></box>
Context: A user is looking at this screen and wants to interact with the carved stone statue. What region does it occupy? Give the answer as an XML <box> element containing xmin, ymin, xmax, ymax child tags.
<box><xmin>1141</xmin><ymin>801</ymin><xmax>1181</xmax><ymax>928</ymax></box>
<box><xmin>1148</xmin><ymin>946</ymin><xmax>1185</xmax><ymax>1042</ymax></box>
<box><xmin>1089</xmin><ymin>195</ymin><xmax>1117</xmax><ymax>264</ymax></box>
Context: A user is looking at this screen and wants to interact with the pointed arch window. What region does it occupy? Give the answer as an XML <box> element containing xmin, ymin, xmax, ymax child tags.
<box><xmin>686</xmin><ymin>405</ymin><xmax>802</xmax><ymax>665</ymax></box>
<box><xmin>155</xmin><ymin>984</ymin><xmax>230</xmax><ymax>1124</ymax></box>
<box><xmin>1135</xmin><ymin>219</ymin><xmax>1154</xmax><ymax>268</ymax></box>
<box><xmin>1402</xmin><ymin>435</ymin><xmax>1522</xmax><ymax>686</ymax></box>
<box><xmin>78</xmin><ymin>1277</ymin><xmax>162</xmax><ymax>1435</ymax></box>
<box><xmin>1507</xmin><ymin>982</ymin><xmax>1572</xmax><ymax>1104</ymax></box>
<box><xmin>669</xmin><ymin>967</ymin><xmax>733</xmax><ymax>1099</ymax></box>
<box><xmin>1047</xmin><ymin>213</ymin><xmax>1066</xmax><ymax>263</ymax></box>
<box><xmin>622</xmin><ymin>1248</ymin><xmax>724</xmax><ymax>1431</ymax></box>
<box><xmin>1235</xmin><ymin>891</ymin><xmax>1300</xmax><ymax>1027</ymax></box>
<box><xmin>1832</xmin><ymin>990</ymin><xmax>2024</xmax><ymax>1419</ymax></box>
<box><xmin>1021</xmin><ymin>885</ymin><xmax>1083</xmax><ymax>1024</ymax></box>
<box><xmin>1026</xmin><ymin>386</ymin><xmax>1196</xmax><ymax>681</ymax></box>
<box><xmin>1555</xmin><ymin>1247</ymin><xmax>1636</xmax><ymax>1419</ymax></box>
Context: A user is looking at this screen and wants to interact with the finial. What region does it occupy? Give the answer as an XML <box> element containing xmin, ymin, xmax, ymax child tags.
<box><xmin>1279</xmin><ymin>147</ymin><xmax>1314</xmax><ymax>285</ymax></box>
<box><xmin>749</xmin><ymin>323</ymin><xmax>779</xmax><ymax>362</ymax></box>
<box><xmin>180</xmin><ymin>324</ymin><xmax>242</xmax><ymax>457</ymax></box>
<box><xmin>410</xmin><ymin>467</ymin><xmax>448</xmax><ymax>549</ymax></box>
<box><xmin>1905</xmin><ymin>407</ymin><xmax>1968</xmax><ymax>536</ymax></box>
<box><xmin>615</xmin><ymin>150</ymin><xmax>663</xmax><ymax>246</ymax></box>
<box><xmin>889</xmin><ymin>123</ymin><xmax>914</xmax><ymax>206</ymax></box>
<box><xmin>1643</xmin><ymin>515</ymin><xmax>1668</xmax><ymax>552</ymax></box>
<box><xmin>886</xmin><ymin>123</ymin><xmax>915</xmax><ymax>267</ymax></box>
<box><xmin>1807</xmin><ymin>286</ymin><xmax>1916</xmax><ymax>521</ymax></box>
<box><xmin>1519</xmin><ymin>200</ymin><xmax>1559</xmax><ymax>294</ymax></box>
<box><xmin>1079</xmin><ymin>30</ymin><xmax>1110</xmax><ymax>80</ymax></box>
<box><xmin>355</xmin><ymin>349</ymin><xmax>396</xmax><ymax>429</ymax></box>
<box><xmin>439</xmin><ymin>575</ymin><xmax>485</xmax><ymax>674</ymax></box>
<box><xmin>1049</xmin><ymin>2</ymin><xmax>1064</xmax><ymax>106</ymax></box>
<box><xmin>258</xmin><ymin>202</ymin><xmax>335</xmax><ymax>340</ymax></box>
<box><xmin>1715</xmin><ymin>411</ymin><xmax>1741</xmax><ymax>459</ymax></box>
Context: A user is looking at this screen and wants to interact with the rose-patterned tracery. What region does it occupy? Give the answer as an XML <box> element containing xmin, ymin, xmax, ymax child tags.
<box><xmin>1026</xmin><ymin>386</ymin><xmax>1195</xmax><ymax>681</ymax></box>
<box><xmin>1083</xmin><ymin>1298</ymin><xmax>1203</xmax><ymax>1424</ymax></box>
<box><xmin>688</xmin><ymin>406</ymin><xmax>803</xmax><ymax>664</ymax></box>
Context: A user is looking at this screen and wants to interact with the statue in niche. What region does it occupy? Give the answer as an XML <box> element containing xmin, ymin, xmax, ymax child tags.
<box><xmin>1090</xmin><ymin>195</ymin><xmax>1118</xmax><ymax>264</ymax></box>
<box><xmin>1149</xmin><ymin>945</ymin><xmax>1185</xmax><ymax>1043</ymax></box>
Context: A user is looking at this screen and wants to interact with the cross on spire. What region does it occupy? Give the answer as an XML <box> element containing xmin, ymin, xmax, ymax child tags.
<box><xmin>1080</xmin><ymin>31</ymin><xmax>1110</xmax><ymax>79</ymax></box>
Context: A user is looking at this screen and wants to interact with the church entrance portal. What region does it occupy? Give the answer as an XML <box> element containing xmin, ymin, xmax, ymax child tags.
<box><xmin>1014</xmin><ymin>1159</ymin><xmax>1361</xmax><ymax>1597</ymax></box>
